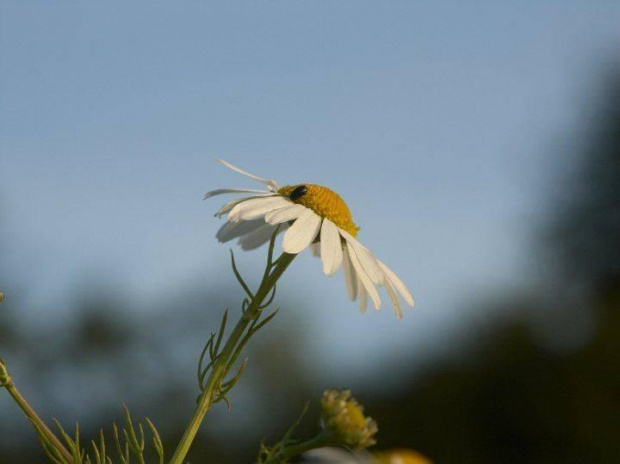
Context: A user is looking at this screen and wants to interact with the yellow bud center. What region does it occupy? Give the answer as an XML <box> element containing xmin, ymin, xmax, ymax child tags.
<box><xmin>279</xmin><ymin>184</ymin><xmax>360</xmax><ymax>237</ymax></box>
<box><xmin>346</xmin><ymin>402</ymin><xmax>367</xmax><ymax>429</ymax></box>
<box><xmin>320</xmin><ymin>389</ymin><xmax>377</xmax><ymax>449</ymax></box>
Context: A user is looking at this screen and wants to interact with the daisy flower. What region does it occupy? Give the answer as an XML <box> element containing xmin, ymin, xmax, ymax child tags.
<box><xmin>204</xmin><ymin>159</ymin><xmax>414</xmax><ymax>318</ymax></box>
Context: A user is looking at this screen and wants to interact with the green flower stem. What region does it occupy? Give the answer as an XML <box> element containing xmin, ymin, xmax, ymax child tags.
<box><xmin>265</xmin><ymin>432</ymin><xmax>335</xmax><ymax>464</ymax></box>
<box><xmin>169</xmin><ymin>252</ymin><xmax>296</xmax><ymax>464</ymax></box>
<box><xmin>0</xmin><ymin>360</ymin><xmax>73</xmax><ymax>463</ymax></box>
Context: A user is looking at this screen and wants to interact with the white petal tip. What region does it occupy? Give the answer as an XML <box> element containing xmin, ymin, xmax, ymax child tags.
<box><xmin>282</xmin><ymin>244</ymin><xmax>301</xmax><ymax>255</ymax></box>
<box><xmin>322</xmin><ymin>265</ymin><xmax>337</xmax><ymax>277</ymax></box>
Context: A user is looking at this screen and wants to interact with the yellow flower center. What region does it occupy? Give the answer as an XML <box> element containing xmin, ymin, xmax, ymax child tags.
<box><xmin>279</xmin><ymin>184</ymin><xmax>360</xmax><ymax>237</ymax></box>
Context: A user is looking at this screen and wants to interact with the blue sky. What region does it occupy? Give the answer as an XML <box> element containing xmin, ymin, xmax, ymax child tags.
<box><xmin>1</xmin><ymin>2</ymin><xmax>620</xmax><ymax>380</ymax></box>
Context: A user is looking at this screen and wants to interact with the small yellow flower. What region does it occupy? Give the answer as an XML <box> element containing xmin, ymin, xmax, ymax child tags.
<box><xmin>373</xmin><ymin>449</ymin><xmax>432</xmax><ymax>464</ymax></box>
<box><xmin>321</xmin><ymin>389</ymin><xmax>378</xmax><ymax>449</ymax></box>
<box><xmin>204</xmin><ymin>159</ymin><xmax>414</xmax><ymax>318</ymax></box>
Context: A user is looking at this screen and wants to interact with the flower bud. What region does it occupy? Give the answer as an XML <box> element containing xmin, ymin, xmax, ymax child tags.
<box><xmin>321</xmin><ymin>389</ymin><xmax>378</xmax><ymax>449</ymax></box>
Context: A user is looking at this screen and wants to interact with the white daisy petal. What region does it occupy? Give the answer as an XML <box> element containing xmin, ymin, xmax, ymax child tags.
<box><xmin>265</xmin><ymin>203</ymin><xmax>306</xmax><ymax>225</ymax></box>
<box><xmin>228</xmin><ymin>196</ymin><xmax>289</xmax><ymax>222</ymax></box>
<box><xmin>215</xmin><ymin>193</ymin><xmax>275</xmax><ymax>217</ymax></box>
<box><xmin>346</xmin><ymin>241</ymin><xmax>381</xmax><ymax>309</ymax></box>
<box><xmin>320</xmin><ymin>219</ymin><xmax>343</xmax><ymax>276</ymax></box>
<box><xmin>203</xmin><ymin>188</ymin><xmax>273</xmax><ymax>199</ymax></box>
<box><xmin>339</xmin><ymin>230</ymin><xmax>384</xmax><ymax>285</ymax></box>
<box><xmin>216</xmin><ymin>219</ymin><xmax>264</xmax><ymax>243</ymax></box>
<box><xmin>358</xmin><ymin>278</ymin><xmax>368</xmax><ymax>314</ymax></box>
<box><xmin>239</xmin><ymin>224</ymin><xmax>283</xmax><ymax>250</ymax></box>
<box><xmin>216</xmin><ymin>159</ymin><xmax>280</xmax><ymax>192</ymax></box>
<box><xmin>385</xmin><ymin>279</ymin><xmax>404</xmax><ymax>319</ymax></box>
<box><xmin>282</xmin><ymin>209</ymin><xmax>322</xmax><ymax>254</ymax></box>
<box><xmin>342</xmin><ymin>247</ymin><xmax>358</xmax><ymax>301</ymax></box>
<box><xmin>214</xmin><ymin>196</ymin><xmax>250</xmax><ymax>218</ymax></box>
<box><xmin>235</xmin><ymin>198</ymin><xmax>291</xmax><ymax>222</ymax></box>
<box><xmin>377</xmin><ymin>260</ymin><xmax>415</xmax><ymax>307</ymax></box>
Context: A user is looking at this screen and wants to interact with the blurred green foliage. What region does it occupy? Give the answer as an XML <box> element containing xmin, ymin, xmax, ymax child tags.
<box><xmin>367</xmin><ymin>71</ymin><xmax>620</xmax><ymax>464</ymax></box>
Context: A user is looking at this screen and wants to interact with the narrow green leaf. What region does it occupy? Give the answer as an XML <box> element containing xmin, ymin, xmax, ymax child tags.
<box><xmin>146</xmin><ymin>418</ymin><xmax>165</xmax><ymax>464</ymax></box>
<box><xmin>230</xmin><ymin>249</ymin><xmax>253</xmax><ymax>299</ymax></box>
<box><xmin>213</xmin><ymin>309</ymin><xmax>229</xmax><ymax>356</ymax></box>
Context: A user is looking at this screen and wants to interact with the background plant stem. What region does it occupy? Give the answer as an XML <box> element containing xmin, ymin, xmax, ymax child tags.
<box><xmin>1</xmin><ymin>366</ymin><xmax>73</xmax><ymax>463</ymax></box>
<box><xmin>169</xmin><ymin>252</ymin><xmax>296</xmax><ymax>464</ymax></box>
